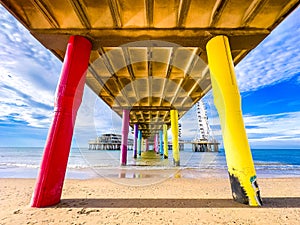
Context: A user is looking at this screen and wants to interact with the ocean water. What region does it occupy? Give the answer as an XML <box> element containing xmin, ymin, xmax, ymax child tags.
<box><xmin>0</xmin><ymin>147</ymin><xmax>299</xmax><ymax>179</ymax></box>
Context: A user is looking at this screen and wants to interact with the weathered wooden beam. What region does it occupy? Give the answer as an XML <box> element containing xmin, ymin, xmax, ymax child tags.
<box><xmin>68</xmin><ymin>0</ymin><xmax>91</xmax><ymax>28</ymax></box>
<box><xmin>242</xmin><ymin>0</ymin><xmax>268</xmax><ymax>26</ymax></box>
<box><xmin>177</xmin><ymin>0</ymin><xmax>192</xmax><ymax>27</ymax></box>
<box><xmin>107</xmin><ymin>0</ymin><xmax>122</xmax><ymax>28</ymax></box>
<box><xmin>31</xmin><ymin>0</ymin><xmax>59</xmax><ymax>28</ymax></box>
<box><xmin>210</xmin><ymin>0</ymin><xmax>230</xmax><ymax>27</ymax></box>
<box><xmin>31</xmin><ymin>28</ymin><xmax>270</xmax><ymax>50</ymax></box>
<box><xmin>145</xmin><ymin>0</ymin><xmax>154</xmax><ymax>28</ymax></box>
<box><xmin>112</xmin><ymin>106</ymin><xmax>190</xmax><ymax>111</ymax></box>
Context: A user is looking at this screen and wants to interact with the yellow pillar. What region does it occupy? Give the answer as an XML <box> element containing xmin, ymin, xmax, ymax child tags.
<box><xmin>163</xmin><ymin>124</ymin><xmax>168</xmax><ymax>159</ymax></box>
<box><xmin>170</xmin><ymin>110</ymin><xmax>180</xmax><ymax>166</ymax></box>
<box><xmin>206</xmin><ymin>35</ymin><xmax>262</xmax><ymax>206</ymax></box>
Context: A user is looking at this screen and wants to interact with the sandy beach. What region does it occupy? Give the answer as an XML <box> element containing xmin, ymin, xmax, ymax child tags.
<box><xmin>0</xmin><ymin>175</ymin><xmax>300</xmax><ymax>225</ymax></box>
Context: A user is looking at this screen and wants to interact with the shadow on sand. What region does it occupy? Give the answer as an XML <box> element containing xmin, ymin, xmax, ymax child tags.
<box><xmin>57</xmin><ymin>197</ymin><xmax>300</xmax><ymax>208</ymax></box>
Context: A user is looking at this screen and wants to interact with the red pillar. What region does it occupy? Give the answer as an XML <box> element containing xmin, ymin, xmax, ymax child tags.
<box><xmin>31</xmin><ymin>36</ymin><xmax>92</xmax><ymax>207</ymax></box>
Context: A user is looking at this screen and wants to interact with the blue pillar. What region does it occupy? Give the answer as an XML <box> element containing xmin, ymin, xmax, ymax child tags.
<box><xmin>137</xmin><ymin>130</ymin><xmax>142</xmax><ymax>156</ymax></box>
<box><xmin>133</xmin><ymin>124</ymin><xmax>138</xmax><ymax>158</ymax></box>
<box><xmin>154</xmin><ymin>134</ymin><xmax>158</xmax><ymax>153</ymax></box>
<box><xmin>159</xmin><ymin>130</ymin><xmax>163</xmax><ymax>155</ymax></box>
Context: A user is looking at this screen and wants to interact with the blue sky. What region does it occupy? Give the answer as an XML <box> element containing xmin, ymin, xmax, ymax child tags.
<box><xmin>0</xmin><ymin>5</ymin><xmax>299</xmax><ymax>149</ymax></box>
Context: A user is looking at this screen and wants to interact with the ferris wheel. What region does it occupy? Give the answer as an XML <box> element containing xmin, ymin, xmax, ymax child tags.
<box><xmin>192</xmin><ymin>99</ymin><xmax>219</xmax><ymax>152</ymax></box>
<box><xmin>196</xmin><ymin>100</ymin><xmax>212</xmax><ymax>141</ymax></box>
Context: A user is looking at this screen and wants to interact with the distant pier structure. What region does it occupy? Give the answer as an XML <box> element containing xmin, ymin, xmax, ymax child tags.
<box><xmin>192</xmin><ymin>100</ymin><xmax>219</xmax><ymax>152</ymax></box>
<box><xmin>168</xmin><ymin>123</ymin><xmax>184</xmax><ymax>151</ymax></box>
<box><xmin>89</xmin><ymin>133</ymin><xmax>133</xmax><ymax>150</ymax></box>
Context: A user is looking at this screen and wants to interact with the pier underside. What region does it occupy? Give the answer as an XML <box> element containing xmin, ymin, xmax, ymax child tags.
<box><xmin>2</xmin><ymin>0</ymin><xmax>298</xmax><ymax>137</ymax></box>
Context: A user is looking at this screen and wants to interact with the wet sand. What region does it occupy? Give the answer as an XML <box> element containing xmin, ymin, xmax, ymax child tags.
<box><xmin>0</xmin><ymin>176</ymin><xmax>300</xmax><ymax>225</ymax></box>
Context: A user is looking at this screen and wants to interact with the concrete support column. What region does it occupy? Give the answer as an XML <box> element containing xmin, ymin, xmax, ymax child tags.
<box><xmin>31</xmin><ymin>36</ymin><xmax>92</xmax><ymax>207</ymax></box>
<box><xmin>163</xmin><ymin>124</ymin><xmax>168</xmax><ymax>159</ymax></box>
<box><xmin>154</xmin><ymin>134</ymin><xmax>159</xmax><ymax>153</ymax></box>
<box><xmin>145</xmin><ymin>139</ymin><xmax>149</xmax><ymax>151</ymax></box>
<box><xmin>206</xmin><ymin>35</ymin><xmax>262</xmax><ymax>206</ymax></box>
<box><xmin>133</xmin><ymin>124</ymin><xmax>138</xmax><ymax>158</ymax></box>
<box><xmin>120</xmin><ymin>109</ymin><xmax>130</xmax><ymax>166</ymax></box>
<box><xmin>170</xmin><ymin>110</ymin><xmax>180</xmax><ymax>166</ymax></box>
<box><xmin>153</xmin><ymin>135</ymin><xmax>156</xmax><ymax>152</ymax></box>
<box><xmin>137</xmin><ymin>130</ymin><xmax>142</xmax><ymax>156</ymax></box>
<box><xmin>159</xmin><ymin>130</ymin><xmax>163</xmax><ymax>155</ymax></box>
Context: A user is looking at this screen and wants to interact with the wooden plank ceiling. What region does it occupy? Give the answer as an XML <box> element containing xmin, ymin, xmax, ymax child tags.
<box><xmin>1</xmin><ymin>0</ymin><xmax>298</xmax><ymax>137</ymax></box>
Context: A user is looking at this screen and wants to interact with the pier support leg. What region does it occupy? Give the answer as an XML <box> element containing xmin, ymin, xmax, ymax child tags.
<box><xmin>170</xmin><ymin>110</ymin><xmax>180</xmax><ymax>166</ymax></box>
<box><xmin>206</xmin><ymin>35</ymin><xmax>262</xmax><ymax>206</ymax></box>
<box><xmin>133</xmin><ymin>124</ymin><xmax>138</xmax><ymax>158</ymax></box>
<box><xmin>31</xmin><ymin>36</ymin><xmax>92</xmax><ymax>207</ymax></box>
<box><xmin>154</xmin><ymin>134</ymin><xmax>159</xmax><ymax>153</ymax></box>
<box><xmin>159</xmin><ymin>130</ymin><xmax>163</xmax><ymax>155</ymax></box>
<box><xmin>120</xmin><ymin>109</ymin><xmax>130</xmax><ymax>166</ymax></box>
<box><xmin>163</xmin><ymin>124</ymin><xmax>168</xmax><ymax>159</ymax></box>
<box><xmin>145</xmin><ymin>139</ymin><xmax>149</xmax><ymax>151</ymax></box>
<box><xmin>137</xmin><ymin>130</ymin><xmax>142</xmax><ymax>156</ymax></box>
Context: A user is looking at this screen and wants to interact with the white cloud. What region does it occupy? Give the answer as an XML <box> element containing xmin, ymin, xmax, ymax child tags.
<box><xmin>236</xmin><ymin>7</ymin><xmax>300</xmax><ymax>93</ymax></box>
<box><xmin>0</xmin><ymin>6</ymin><xmax>61</xmax><ymax>128</ymax></box>
<box><xmin>244</xmin><ymin>111</ymin><xmax>300</xmax><ymax>148</ymax></box>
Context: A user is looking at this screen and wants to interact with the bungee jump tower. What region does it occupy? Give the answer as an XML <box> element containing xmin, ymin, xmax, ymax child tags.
<box><xmin>1</xmin><ymin>0</ymin><xmax>298</xmax><ymax>207</ymax></box>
